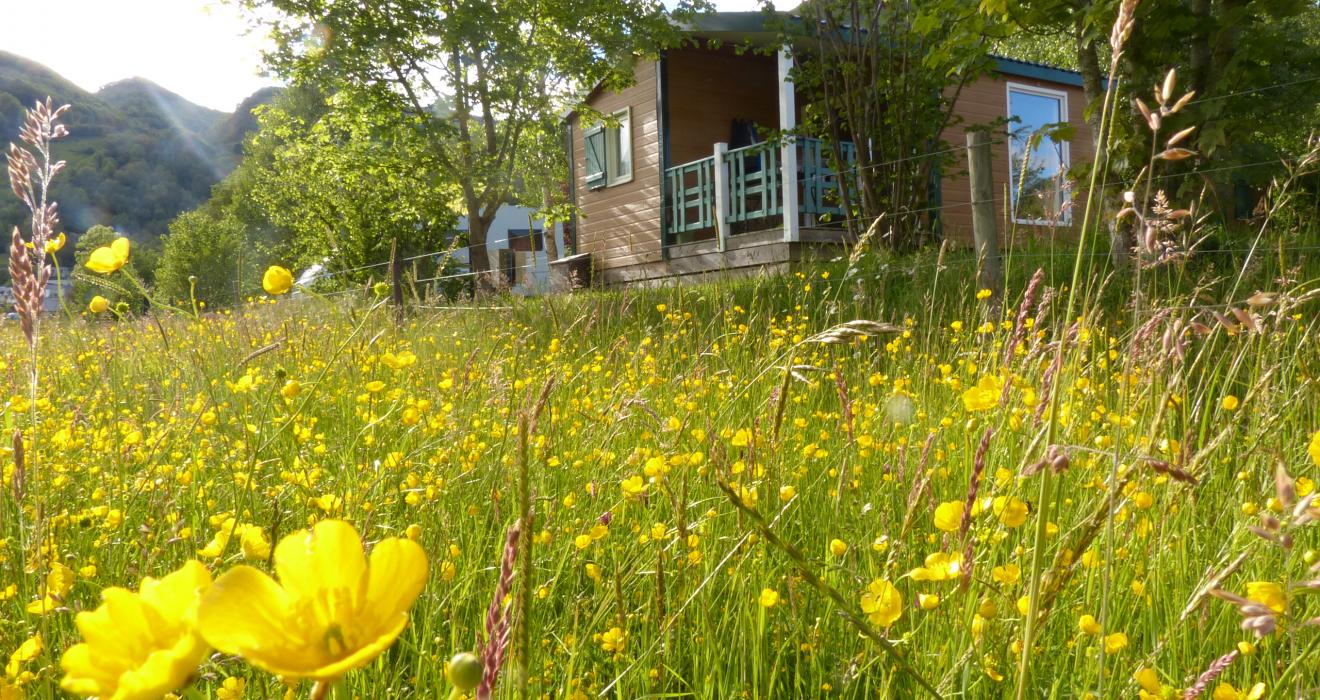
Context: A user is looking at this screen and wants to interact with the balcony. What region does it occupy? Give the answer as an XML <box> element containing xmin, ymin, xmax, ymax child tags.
<box><xmin>662</xmin><ymin>136</ymin><xmax>857</xmax><ymax>248</ymax></box>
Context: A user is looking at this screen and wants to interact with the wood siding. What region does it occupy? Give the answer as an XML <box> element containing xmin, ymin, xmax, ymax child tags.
<box><xmin>570</xmin><ymin>58</ymin><xmax>663</xmax><ymax>269</ymax></box>
<box><xmin>666</xmin><ymin>44</ymin><xmax>780</xmax><ymax>165</ymax></box>
<box><xmin>939</xmin><ymin>73</ymin><xmax>1094</xmax><ymax>245</ymax></box>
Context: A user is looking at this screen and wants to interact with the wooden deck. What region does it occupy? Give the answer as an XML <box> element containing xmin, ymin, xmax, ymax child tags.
<box><xmin>596</xmin><ymin>226</ymin><xmax>852</xmax><ymax>286</ymax></box>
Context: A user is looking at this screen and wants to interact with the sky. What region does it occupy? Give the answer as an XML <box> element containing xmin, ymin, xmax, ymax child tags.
<box><xmin>6</xmin><ymin>0</ymin><xmax>769</xmax><ymax>114</ymax></box>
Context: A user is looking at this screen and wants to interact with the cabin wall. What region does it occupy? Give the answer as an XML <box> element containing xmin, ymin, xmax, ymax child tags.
<box><xmin>665</xmin><ymin>43</ymin><xmax>780</xmax><ymax>165</ymax></box>
<box><xmin>939</xmin><ymin>73</ymin><xmax>1094</xmax><ymax>246</ymax></box>
<box><xmin>569</xmin><ymin>58</ymin><xmax>663</xmax><ymax>271</ymax></box>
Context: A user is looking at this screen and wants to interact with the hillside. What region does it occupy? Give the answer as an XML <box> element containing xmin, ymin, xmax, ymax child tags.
<box><xmin>0</xmin><ymin>51</ymin><xmax>280</xmax><ymax>247</ymax></box>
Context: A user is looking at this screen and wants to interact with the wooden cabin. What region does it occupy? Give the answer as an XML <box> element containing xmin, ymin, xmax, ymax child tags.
<box><xmin>563</xmin><ymin>11</ymin><xmax>1093</xmax><ymax>286</ymax></box>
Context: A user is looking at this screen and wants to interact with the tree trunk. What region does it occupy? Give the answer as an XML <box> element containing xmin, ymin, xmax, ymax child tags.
<box><xmin>541</xmin><ymin>185</ymin><xmax>560</xmax><ymax>263</ymax></box>
<box><xmin>1074</xmin><ymin>18</ymin><xmax>1105</xmax><ymax>154</ymax></box>
<box><xmin>1075</xmin><ymin>14</ymin><xmax>1130</xmax><ymax>269</ymax></box>
<box><xmin>465</xmin><ymin>198</ymin><xmax>497</xmax><ymax>295</ymax></box>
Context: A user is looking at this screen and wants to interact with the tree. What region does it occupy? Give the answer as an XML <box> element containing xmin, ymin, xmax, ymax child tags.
<box><xmin>997</xmin><ymin>0</ymin><xmax>1320</xmax><ymax>188</ymax></box>
<box><xmin>239</xmin><ymin>0</ymin><xmax>705</xmax><ymax>288</ymax></box>
<box><xmin>154</xmin><ymin>209</ymin><xmax>262</xmax><ymax>309</ymax></box>
<box><xmin>244</xmin><ymin>92</ymin><xmax>460</xmax><ymax>286</ymax></box>
<box><xmin>779</xmin><ymin>0</ymin><xmax>1001</xmax><ymax>250</ymax></box>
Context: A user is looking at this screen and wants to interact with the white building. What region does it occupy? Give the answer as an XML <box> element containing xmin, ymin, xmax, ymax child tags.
<box><xmin>0</xmin><ymin>273</ymin><xmax>72</xmax><ymax>313</ymax></box>
<box><xmin>452</xmin><ymin>205</ymin><xmax>567</xmax><ymax>295</ymax></box>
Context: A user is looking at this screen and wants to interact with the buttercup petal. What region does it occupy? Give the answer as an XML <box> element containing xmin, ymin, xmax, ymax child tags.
<box><xmin>111</xmin><ymin>236</ymin><xmax>130</xmax><ymax>261</ymax></box>
<box><xmin>139</xmin><ymin>560</ymin><xmax>212</xmax><ymax>625</ymax></box>
<box><xmin>197</xmin><ymin>565</ymin><xmax>300</xmax><ymax>666</ymax></box>
<box><xmin>86</xmin><ymin>246</ymin><xmax>124</xmax><ymax>274</ymax></box>
<box><xmin>274</xmin><ymin>520</ymin><xmax>367</xmax><ymax>614</ymax></box>
<box><xmin>365</xmin><ymin>538</ymin><xmax>428</xmax><ymax>628</ymax></box>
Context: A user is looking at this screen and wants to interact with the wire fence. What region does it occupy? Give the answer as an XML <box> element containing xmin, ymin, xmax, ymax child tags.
<box><xmin>305</xmin><ymin>152</ymin><xmax>1311</xmax><ymax>298</ymax></box>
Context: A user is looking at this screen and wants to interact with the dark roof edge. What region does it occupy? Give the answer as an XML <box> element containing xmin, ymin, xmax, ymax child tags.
<box><xmin>683</xmin><ymin>10</ymin><xmax>783</xmax><ymax>34</ymax></box>
<box><xmin>990</xmin><ymin>55</ymin><xmax>1085</xmax><ymax>88</ymax></box>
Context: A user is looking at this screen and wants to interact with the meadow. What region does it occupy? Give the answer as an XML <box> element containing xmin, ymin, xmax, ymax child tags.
<box><xmin>0</xmin><ymin>235</ymin><xmax>1317</xmax><ymax>700</ymax></box>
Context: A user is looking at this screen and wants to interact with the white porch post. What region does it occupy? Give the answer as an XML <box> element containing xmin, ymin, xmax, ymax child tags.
<box><xmin>713</xmin><ymin>142</ymin><xmax>729</xmax><ymax>252</ymax></box>
<box><xmin>777</xmin><ymin>47</ymin><xmax>800</xmax><ymax>243</ymax></box>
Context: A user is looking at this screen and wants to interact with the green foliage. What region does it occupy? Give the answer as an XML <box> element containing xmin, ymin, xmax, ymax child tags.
<box><xmin>154</xmin><ymin>209</ymin><xmax>264</xmax><ymax>310</ymax></box>
<box><xmin>240</xmin><ymin>0</ymin><xmax>706</xmax><ymax>278</ymax></box>
<box><xmin>243</xmin><ymin>91</ymin><xmax>459</xmax><ymax>285</ymax></box>
<box><xmin>995</xmin><ymin>0</ymin><xmax>1320</xmax><ymax>207</ymax></box>
<box><xmin>990</xmin><ymin>29</ymin><xmax>1077</xmax><ymax>69</ymax></box>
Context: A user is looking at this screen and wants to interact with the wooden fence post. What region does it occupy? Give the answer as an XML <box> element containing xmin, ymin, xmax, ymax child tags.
<box><xmin>713</xmin><ymin>142</ymin><xmax>729</xmax><ymax>252</ymax></box>
<box><xmin>389</xmin><ymin>237</ymin><xmax>404</xmax><ymax>322</ymax></box>
<box><xmin>966</xmin><ymin>131</ymin><xmax>1002</xmax><ymax>301</ymax></box>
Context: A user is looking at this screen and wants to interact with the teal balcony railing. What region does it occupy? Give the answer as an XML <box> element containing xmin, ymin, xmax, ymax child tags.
<box><xmin>800</xmin><ymin>137</ymin><xmax>857</xmax><ymax>220</ymax></box>
<box><xmin>662</xmin><ymin>137</ymin><xmax>857</xmax><ymax>243</ymax></box>
<box><xmin>665</xmin><ymin>156</ymin><xmax>715</xmax><ymax>236</ymax></box>
<box><xmin>725</xmin><ymin>141</ymin><xmax>781</xmax><ymax>225</ymax></box>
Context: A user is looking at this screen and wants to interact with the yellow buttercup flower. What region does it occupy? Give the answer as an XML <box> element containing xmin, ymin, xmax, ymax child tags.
<box><xmin>599</xmin><ymin>626</ymin><xmax>626</xmax><ymax>653</ymax></box>
<box><xmin>27</xmin><ymin>562</ymin><xmax>76</xmax><ymax>614</ymax></box>
<box><xmin>1309</xmin><ymin>430</ymin><xmax>1320</xmax><ymax>468</ymax></box>
<box><xmin>961</xmin><ymin>374</ymin><xmax>1003</xmax><ymax>412</ymax></box>
<box><xmin>196</xmin><ymin>520</ymin><xmax>427</xmax><ymax>681</ymax></box>
<box><xmin>860</xmin><ymin>578</ymin><xmax>902</xmax><ymax>628</ymax></box>
<box><xmin>6</xmin><ymin>634</ymin><xmax>42</xmax><ymax>678</ymax></box>
<box><xmin>620</xmin><ymin>475</ymin><xmax>646</xmax><ymax>497</ymax></box>
<box><xmin>86</xmin><ymin>237</ymin><xmax>131</xmax><ymax>274</ymax></box>
<box><xmin>88</xmin><ymin>295</ymin><xmax>109</xmax><ymax>314</ymax></box>
<box><xmin>991</xmin><ymin>563</ymin><xmax>1020</xmax><ymax>586</ymax></box>
<box><xmin>910</xmin><ymin>551</ymin><xmax>963</xmax><ymax>582</ymax></box>
<box><xmin>262</xmin><ymin>265</ymin><xmax>294</xmax><ymax>295</ymax></box>
<box><xmin>1134</xmin><ymin>667</ymin><xmax>1163</xmax><ymax>695</ymax></box>
<box><xmin>758</xmin><ymin>588</ymin><xmax>780</xmax><ymax>608</ymax></box>
<box><xmin>380</xmin><ymin>351</ymin><xmax>417</xmax><ymax>370</ymax></box>
<box><xmin>60</xmin><ymin>560</ymin><xmax>212</xmax><ymax>700</ymax></box>
<box><xmin>1213</xmin><ymin>682</ymin><xmax>1266</xmax><ymax>700</ymax></box>
<box><xmin>992</xmin><ymin>496</ymin><xmax>1029</xmax><ymax>528</ymax></box>
<box><xmin>933</xmin><ymin>500</ymin><xmax>964</xmax><ymax>532</ymax></box>
<box><xmin>1102</xmin><ymin>632</ymin><xmax>1128</xmax><ymax>654</ymax></box>
<box><xmin>216</xmin><ymin>676</ymin><xmax>246</xmax><ymax>700</ymax></box>
<box><xmin>1244</xmin><ymin>581</ymin><xmax>1286</xmax><ymax>613</ymax></box>
<box><xmin>45</xmin><ymin>232</ymin><xmax>66</xmax><ymax>254</ymax></box>
<box><xmin>239</xmin><ymin>525</ymin><xmax>272</xmax><ymax>561</ymax></box>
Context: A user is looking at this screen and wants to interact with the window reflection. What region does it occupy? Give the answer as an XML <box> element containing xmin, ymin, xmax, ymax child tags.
<box><xmin>1008</xmin><ymin>87</ymin><xmax>1070</xmax><ymax>224</ymax></box>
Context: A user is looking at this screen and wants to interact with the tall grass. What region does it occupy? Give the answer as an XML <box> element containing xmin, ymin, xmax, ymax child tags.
<box><xmin>0</xmin><ymin>217</ymin><xmax>1316</xmax><ymax>697</ymax></box>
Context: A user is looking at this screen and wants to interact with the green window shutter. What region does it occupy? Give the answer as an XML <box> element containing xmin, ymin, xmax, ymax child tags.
<box><xmin>584</xmin><ymin>126</ymin><xmax>606</xmax><ymax>190</ymax></box>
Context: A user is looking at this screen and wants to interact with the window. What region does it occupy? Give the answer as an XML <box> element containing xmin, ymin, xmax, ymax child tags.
<box><xmin>1007</xmin><ymin>84</ymin><xmax>1070</xmax><ymax>225</ymax></box>
<box><xmin>583</xmin><ymin>107</ymin><xmax>631</xmax><ymax>190</ymax></box>
<box><xmin>497</xmin><ymin>249</ymin><xmax>516</xmax><ymax>287</ymax></box>
<box><xmin>508</xmin><ymin>228</ymin><xmax>544</xmax><ymax>253</ymax></box>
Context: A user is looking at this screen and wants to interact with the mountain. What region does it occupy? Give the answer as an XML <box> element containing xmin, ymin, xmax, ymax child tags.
<box><xmin>212</xmin><ymin>86</ymin><xmax>284</xmax><ymax>158</ymax></box>
<box><xmin>0</xmin><ymin>51</ymin><xmax>281</xmax><ymax>246</ymax></box>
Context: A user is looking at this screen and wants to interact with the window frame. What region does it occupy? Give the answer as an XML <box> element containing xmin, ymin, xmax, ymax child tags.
<box><xmin>1005</xmin><ymin>82</ymin><xmax>1072</xmax><ymax>226</ymax></box>
<box><xmin>583</xmin><ymin>122</ymin><xmax>606</xmax><ymax>190</ymax></box>
<box><xmin>604</xmin><ymin>107</ymin><xmax>633</xmax><ymax>187</ymax></box>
